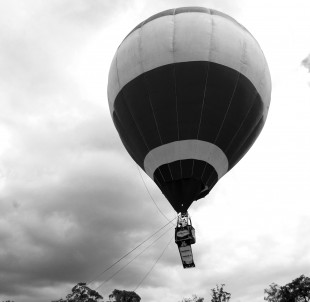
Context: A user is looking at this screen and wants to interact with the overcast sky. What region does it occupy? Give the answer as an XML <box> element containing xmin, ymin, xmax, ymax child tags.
<box><xmin>0</xmin><ymin>1</ymin><xmax>310</xmax><ymax>302</ymax></box>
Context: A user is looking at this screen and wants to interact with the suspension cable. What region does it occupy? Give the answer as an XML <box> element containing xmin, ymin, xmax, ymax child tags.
<box><xmin>136</xmin><ymin>165</ymin><xmax>174</xmax><ymax>224</ymax></box>
<box><xmin>95</xmin><ymin>224</ymin><xmax>174</xmax><ymax>292</ymax></box>
<box><xmin>87</xmin><ymin>216</ymin><xmax>176</xmax><ymax>285</ymax></box>
<box><xmin>133</xmin><ymin>234</ymin><xmax>174</xmax><ymax>292</ymax></box>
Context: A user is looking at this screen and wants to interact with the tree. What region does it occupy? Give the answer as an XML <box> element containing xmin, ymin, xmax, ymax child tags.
<box><xmin>264</xmin><ymin>275</ymin><xmax>310</xmax><ymax>302</ymax></box>
<box><xmin>52</xmin><ymin>282</ymin><xmax>103</xmax><ymax>302</ymax></box>
<box><xmin>210</xmin><ymin>284</ymin><xmax>231</xmax><ymax>302</ymax></box>
<box><xmin>264</xmin><ymin>283</ymin><xmax>281</xmax><ymax>302</ymax></box>
<box><xmin>179</xmin><ymin>294</ymin><xmax>204</xmax><ymax>302</ymax></box>
<box><xmin>108</xmin><ymin>289</ymin><xmax>141</xmax><ymax>302</ymax></box>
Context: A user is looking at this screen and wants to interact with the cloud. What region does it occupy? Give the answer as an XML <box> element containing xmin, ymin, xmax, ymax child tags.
<box><xmin>0</xmin><ymin>136</ymin><xmax>171</xmax><ymax>301</ymax></box>
<box><xmin>0</xmin><ymin>0</ymin><xmax>138</xmax><ymax>115</ymax></box>
<box><xmin>1</xmin><ymin>0</ymin><xmax>310</xmax><ymax>302</ymax></box>
<box><xmin>0</xmin><ymin>1</ymin><xmax>175</xmax><ymax>301</ymax></box>
<box><xmin>302</xmin><ymin>54</ymin><xmax>310</xmax><ymax>72</ymax></box>
<box><xmin>0</xmin><ymin>90</ymin><xmax>175</xmax><ymax>295</ymax></box>
<box><xmin>137</xmin><ymin>0</ymin><xmax>244</xmax><ymax>16</ymax></box>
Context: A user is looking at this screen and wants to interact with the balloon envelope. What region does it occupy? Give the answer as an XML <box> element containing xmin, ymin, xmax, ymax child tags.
<box><xmin>108</xmin><ymin>7</ymin><xmax>271</xmax><ymax>213</ymax></box>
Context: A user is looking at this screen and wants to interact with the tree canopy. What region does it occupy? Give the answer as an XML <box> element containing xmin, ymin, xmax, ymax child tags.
<box><xmin>108</xmin><ymin>289</ymin><xmax>141</xmax><ymax>302</ymax></box>
<box><xmin>210</xmin><ymin>284</ymin><xmax>231</xmax><ymax>302</ymax></box>
<box><xmin>179</xmin><ymin>294</ymin><xmax>204</xmax><ymax>302</ymax></box>
<box><xmin>52</xmin><ymin>282</ymin><xmax>103</xmax><ymax>302</ymax></box>
<box><xmin>265</xmin><ymin>275</ymin><xmax>310</xmax><ymax>302</ymax></box>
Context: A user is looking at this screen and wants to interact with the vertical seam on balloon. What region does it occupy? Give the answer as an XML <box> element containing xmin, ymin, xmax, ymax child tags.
<box><xmin>196</xmin><ymin>64</ymin><xmax>210</xmax><ymax>140</ymax></box>
<box><xmin>202</xmin><ymin>19</ymin><xmax>245</xmax><ymax>187</ymax></box>
<box><xmin>115</xmin><ymin>47</ymin><xmax>122</xmax><ymax>102</ymax></box>
<box><xmin>113</xmin><ymin>112</ymin><xmax>139</xmax><ymax>163</ymax></box>
<box><xmin>114</xmin><ymin>111</ymin><xmax>167</xmax><ymax>195</ymax></box>
<box><xmin>115</xmin><ymin>94</ymin><xmax>150</xmax><ymax>166</ymax></box>
<box><xmin>208</xmin><ymin>98</ymin><xmax>263</xmax><ymax>183</ymax></box>
<box><xmin>192</xmin><ymin>66</ymin><xmax>210</xmax><ymax>179</ymax></box>
<box><xmin>213</xmin><ymin>71</ymin><xmax>240</xmax><ymax>145</ymax></box>
<box><xmin>200</xmin><ymin>12</ymin><xmax>214</xmax><ymax>188</ymax></box>
<box><xmin>137</xmin><ymin>25</ymin><xmax>173</xmax><ymax>181</ymax></box>
<box><xmin>228</xmin><ymin>114</ymin><xmax>264</xmax><ymax>166</ymax></box>
<box><xmin>223</xmin><ymin>29</ymin><xmax>258</xmax><ymax>156</ymax></box>
<box><xmin>213</xmin><ymin>32</ymin><xmax>246</xmax><ymax>146</ymax></box>
<box><xmin>115</xmin><ymin>44</ymin><xmax>149</xmax><ymax>152</ymax></box>
<box><xmin>116</xmin><ymin>38</ymin><xmax>167</xmax><ymax>183</ymax></box>
<box><xmin>259</xmin><ymin>61</ymin><xmax>268</xmax><ymax>118</ymax></box>
<box><xmin>113</xmin><ymin>90</ymin><xmax>160</xmax><ymax>179</ymax></box>
<box><xmin>114</xmin><ymin>49</ymin><xmax>142</xmax><ymax>161</ymax></box>
<box><xmin>224</xmin><ymin>89</ymin><xmax>258</xmax><ymax>155</ymax></box>
<box><xmin>225</xmin><ymin>59</ymin><xmax>268</xmax><ymax>164</ymax></box>
<box><xmin>203</xmin><ymin>40</ymin><xmax>245</xmax><ymax>182</ymax></box>
<box><xmin>172</xmin><ymin>8</ymin><xmax>182</xmax><ymax>179</ymax></box>
<box><xmin>192</xmin><ymin>20</ymin><xmax>211</xmax><ymax>178</ymax></box>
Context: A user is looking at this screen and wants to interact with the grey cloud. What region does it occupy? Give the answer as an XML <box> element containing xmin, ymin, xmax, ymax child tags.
<box><xmin>0</xmin><ymin>0</ymin><xmax>133</xmax><ymax>113</ymax></box>
<box><xmin>0</xmin><ymin>80</ymin><xmax>174</xmax><ymax>302</ymax></box>
<box><xmin>2</xmin><ymin>1</ymin><xmax>309</xmax><ymax>302</ymax></box>
<box><xmin>0</xmin><ymin>147</ymin><xmax>172</xmax><ymax>300</ymax></box>
<box><xmin>302</xmin><ymin>54</ymin><xmax>310</xmax><ymax>72</ymax></box>
<box><xmin>0</xmin><ymin>95</ymin><xmax>174</xmax><ymax>300</ymax></box>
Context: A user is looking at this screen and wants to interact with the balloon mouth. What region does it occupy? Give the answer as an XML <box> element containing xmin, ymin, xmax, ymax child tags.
<box><xmin>157</xmin><ymin>178</ymin><xmax>210</xmax><ymax>213</ymax></box>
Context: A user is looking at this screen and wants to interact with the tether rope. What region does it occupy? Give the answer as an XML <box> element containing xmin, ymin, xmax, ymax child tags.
<box><xmin>94</xmin><ymin>224</ymin><xmax>174</xmax><ymax>291</ymax></box>
<box><xmin>136</xmin><ymin>165</ymin><xmax>174</xmax><ymax>225</ymax></box>
<box><xmin>133</xmin><ymin>234</ymin><xmax>174</xmax><ymax>292</ymax></box>
<box><xmin>87</xmin><ymin>216</ymin><xmax>176</xmax><ymax>285</ymax></box>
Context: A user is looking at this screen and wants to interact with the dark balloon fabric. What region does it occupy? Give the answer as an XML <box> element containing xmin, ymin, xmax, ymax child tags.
<box><xmin>108</xmin><ymin>7</ymin><xmax>271</xmax><ymax>213</ymax></box>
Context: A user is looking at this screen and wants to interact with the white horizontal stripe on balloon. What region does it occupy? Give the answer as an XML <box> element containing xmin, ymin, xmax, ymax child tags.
<box><xmin>143</xmin><ymin>140</ymin><xmax>228</xmax><ymax>180</ymax></box>
<box><xmin>108</xmin><ymin>11</ymin><xmax>271</xmax><ymax>114</ymax></box>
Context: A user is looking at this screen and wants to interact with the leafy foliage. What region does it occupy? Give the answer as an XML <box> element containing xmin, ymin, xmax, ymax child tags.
<box><xmin>179</xmin><ymin>294</ymin><xmax>204</xmax><ymax>302</ymax></box>
<box><xmin>210</xmin><ymin>284</ymin><xmax>231</xmax><ymax>302</ymax></box>
<box><xmin>264</xmin><ymin>283</ymin><xmax>281</xmax><ymax>302</ymax></box>
<box><xmin>109</xmin><ymin>289</ymin><xmax>141</xmax><ymax>302</ymax></box>
<box><xmin>264</xmin><ymin>275</ymin><xmax>310</xmax><ymax>302</ymax></box>
<box><xmin>52</xmin><ymin>282</ymin><xmax>103</xmax><ymax>302</ymax></box>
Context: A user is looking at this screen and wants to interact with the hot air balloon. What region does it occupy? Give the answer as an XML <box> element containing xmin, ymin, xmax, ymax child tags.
<box><xmin>107</xmin><ymin>7</ymin><xmax>271</xmax><ymax>268</ymax></box>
